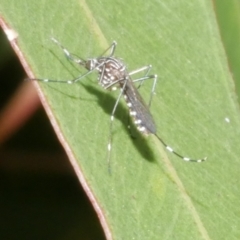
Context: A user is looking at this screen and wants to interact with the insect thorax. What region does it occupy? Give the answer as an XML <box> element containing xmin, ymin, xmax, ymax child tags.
<box><xmin>87</xmin><ymin>57</ymin><xmax>127</xmax><ymax>89</ymax></box>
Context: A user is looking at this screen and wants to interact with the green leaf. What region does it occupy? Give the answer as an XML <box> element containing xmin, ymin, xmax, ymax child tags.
<box><xmin>1</xmin><ymin>0</ymin><xmax>240</xmax><ymax>239</ymax></box>
<box><xmin>214</xmin><ymin>0</ymin><xmax>240</xmax><ymax>102</ymax></box>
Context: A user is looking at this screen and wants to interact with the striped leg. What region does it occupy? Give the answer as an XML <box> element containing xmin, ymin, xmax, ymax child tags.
<box><xmin>130</xmin><ymin>65</ymin><xmax>158</xmax><ymax>108</ymax></box>
<box><xmin>107</xmin><ymin>79</ymin><xmax>128</xmax><ymax>174</ymax></box>
<box><xmin>155</xmin><ymin>134</ymin><xmax>207</xmax><ymax>162</ymax></box>
<box><xmin>50</xmin><ymin>37</ymin><xmax>83</xmax><ymax>64</ymax></box>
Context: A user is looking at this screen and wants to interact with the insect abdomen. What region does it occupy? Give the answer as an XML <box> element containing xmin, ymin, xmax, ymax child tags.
<box><xmin>123</xmin><ymin>81</ymin><xmax>156</xmax><ymax>135</ymax></box>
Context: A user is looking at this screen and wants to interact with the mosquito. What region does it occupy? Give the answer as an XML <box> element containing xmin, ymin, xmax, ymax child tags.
<box><xmin>27</xmin><ymin>38</ymin><xmax>207</xmax><ymax>171</ymax></box>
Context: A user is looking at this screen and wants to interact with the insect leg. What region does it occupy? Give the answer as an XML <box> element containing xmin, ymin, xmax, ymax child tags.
<box><xmin>98</xmin><ymin>41</ymin><xmax>117</xmax><ymax>58</ymax></box>
<box><xmin>107</xmin><ymin>79</ymin><xmax>128</xmax><ymax>173</ymax></box>
<box><xmin>129</xmin><ymin>65</ymin><xmax>152</xmax><ymax>79</ymax></box>
<box><xmin>51</xmin><ymin>37</ymin><xmax>86</xmax><ymax>65</ymax></box>
<box><xmin>155</xmin><ymin>134</ymin><xmax>207</xmax><ymax>162</ymax></box>
<box><xmin>129</xmin><ymin>65</ymin><xmax>157</xmax><ymax>107</ymax></box>
<box><xmin>132</xmin><ymin>74</ymin><xmax>158</xmax><ymax>108</ymax></box>
<box><xmin>26</xmin><ymin>64</ymin><xmax>104</xmax><ymax>84</ymax></box>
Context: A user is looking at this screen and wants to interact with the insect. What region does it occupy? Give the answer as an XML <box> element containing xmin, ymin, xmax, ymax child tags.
<box><xmin>28</xmin><ymin>38</ymin><xmax>207</xmax><ymax>171</ymax></box>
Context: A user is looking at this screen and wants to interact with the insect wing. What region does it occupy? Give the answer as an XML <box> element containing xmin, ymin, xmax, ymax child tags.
<box><xmin>125</xmin><ymin>81</ymin><xmax>156</xmax><ymax>134</ymax></box>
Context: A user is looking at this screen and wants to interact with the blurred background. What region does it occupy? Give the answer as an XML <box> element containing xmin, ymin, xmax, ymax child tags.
<box><xmin>0</xmin><ymin>27</ymin><xmax>105</xmax><ymax>240</ymax></box>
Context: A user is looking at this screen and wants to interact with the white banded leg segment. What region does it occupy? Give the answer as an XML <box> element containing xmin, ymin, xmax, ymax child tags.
<box><xmin>107</xmin><ymin>80</ymin><xmax>127</xmax><ymax>173</ymax></box>
<box><xmin>108</xmin><ymin>115</ymin><xmax>114</xmax><ymax>163</ymax></box>
<box><xmin>29</xmin><ymin>78</ymin><xmax>74</xmax><ymax>84</ymax></box>
<box><xmin>155</xmin><ymin>134</ymin><xmax>207</xmax><ymax>163</ymax></box>
<box><xmin>183</xmin><ymin>157</ymin><xmax>207</xmax><ymax>163</ymax></box>
<box><xmin>27</xmin><ymin>64</ymin><xmax>100</xmax><ymax>84</ymax></box>
<box><xmin>129</xmin><ymin>65</ymin><xmax>152</xmax><ymax>77</ymax></box>
<box><xmin>166</xmin><ymin>146</ymin><xmax>173</xmax><ymax>152</ymax></box>
<box><xmin>98</xmin><ymin>41</ymin><xmax>117</xmax><ymax>58</ymax></box>
<box><xmin>132</xmin><ymin>74</ymin><xmax>158</xmax><ymax>108</ymax></box>
<box><xmin>50</xmin><ymin>37</ymin><xmax>84</xmax><ymax>65</ymax></box>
